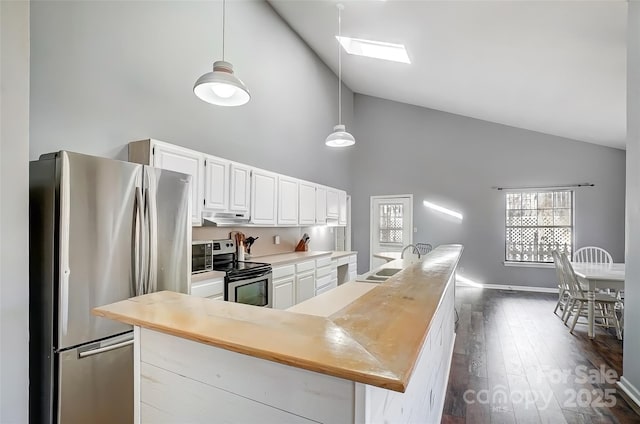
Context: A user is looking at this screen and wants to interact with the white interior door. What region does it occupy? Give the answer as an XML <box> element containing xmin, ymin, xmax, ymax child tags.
<box><xmin>370</xmin><ymin>195</ymin><xmax>413</xmax><ymax>270</ymax></box>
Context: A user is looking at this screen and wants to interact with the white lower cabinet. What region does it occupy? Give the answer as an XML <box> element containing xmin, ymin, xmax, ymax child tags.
<box><xmin>315</xmin><ymin>257</ymin><xmax>337</xmax><ymax>295</ymax></box>
<box><xmin>296</xmin><ymin>271</ymin><xmax>315</xmax><ymax>304</ymax></box>
<box><xmin>273</xmin><ymin>277</ymin><xmax>295</xmax><ymax>310</ymax></box>
<box><xmin>271</xmin><ymin>255</ymin><xmax>355</xmax><ymax>307</ymax></box>
<box><xmin>272</xmin><ymin>265</ymin><xmax>296</xmax><ymax>310</ymax></box>
<box><xmin>191</xmin><ymin>277</ymin><xmax>224</xmax><ymax>298</ymax></box>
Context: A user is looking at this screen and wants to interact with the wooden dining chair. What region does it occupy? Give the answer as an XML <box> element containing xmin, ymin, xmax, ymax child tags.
<box><xmin>573</xmin><ymin>246</ymin><xmax>613</xmax><ymax>264</ymax></box>
<box><xmin>552</xmin><ymin>250</ymin><xmax>570</xmax><ymax>318</ymax></box>
<box><xmin>414</xmin><ymin>243</ymin><xmax>433</xmax><ymax>255</ymax></box>
<box><xmin>560</xmin><ymin>253</ymin><xmax>622</xmax><ymax>340</ymax></box>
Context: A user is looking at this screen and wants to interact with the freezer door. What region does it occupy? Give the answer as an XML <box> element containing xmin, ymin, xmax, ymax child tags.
<box><xmin>143</xmin><ymin>166</ymin><xmax>191</xmax><ymax>294</ymax></box>
<box><xmin>58</xmin><ymin>152</ymin><xmax>141</xmax><ymax>349</ymax></box>
<box><xmin>58</xmin><ymin>332</ymin><xmax>133</xmax><ymax>423</ymax></box>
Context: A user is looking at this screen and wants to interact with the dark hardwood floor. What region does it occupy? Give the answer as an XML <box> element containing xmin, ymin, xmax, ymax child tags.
<box><xmin>441</xmin><ymin>286</ymin><xmax>639</xmax><ymax>424</ymax></box>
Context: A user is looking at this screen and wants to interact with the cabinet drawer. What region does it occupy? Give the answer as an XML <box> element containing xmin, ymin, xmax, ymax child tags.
<box><xmin>348</xmin><ymin>255</ymin><xmax>357</xmax><ymax>264</ymax></box>
<box><xmin>348</xmin><ymin>263</ymin><xmax>357</xmax><ymax>273</ymax></box>
<box><xmin>296</xmin><ymin>260</ymin><xmax>315</xmax><ymax>273</ymax></box>
<box><xmin>348</xmin><ymin>271</ymin><xmax>357</xmax><ymax>282</ymax></box>
<box><xmin>272</xmin><ymin>265</ymin><xmax>295</xmax><ymax>279</ymax></box>
<box><xmin>316</xmin><ymin>281</ymin><xmax>337</xmax><ymax>296</ymax></box>
<box><xmin>190</xmin><ymin>278</ymin><xmax>224</xmax><ymax>298</ymax></box>
<box><xmin>316</xmin><ymin>265</ymin><xmax>332</xmax><ymax>278</ymax></box>
<box><xmin>337</xmin><ymin>256</ymin><xmax>349</xmax><ymax>267</ymax></box>
<box><xmin>315</xmin><ymin>256</ymin><xmax>333</xmax><ymax>268</ymax></box>
<box><xmin>315</xmin><ymin>274</ymin><xmax>332</xmax><ymax>290</ymax></box>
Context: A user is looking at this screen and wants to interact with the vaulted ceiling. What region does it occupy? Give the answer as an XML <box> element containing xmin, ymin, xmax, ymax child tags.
<box><xmin>269</xmin><ymin>0</ymin><xmax>627</xmax><ymax>149</ymax></box>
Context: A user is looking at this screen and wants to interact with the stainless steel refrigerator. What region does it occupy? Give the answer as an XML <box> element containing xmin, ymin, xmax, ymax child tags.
<box><xmin>29</xmin><ymin>151</ymin><xmax>191</xmax><ymax>423</ymax></box>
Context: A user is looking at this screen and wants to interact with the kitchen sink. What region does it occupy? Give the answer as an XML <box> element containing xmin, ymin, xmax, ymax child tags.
<box><xmin>364</xmin><ymin>275</ymin><xmax>388</xmax><ymax>282</ymax></box>
<box><xmin>375</xmin><ymin>268</ymin><xmax>402</xmax><ymax>277</ymax></box>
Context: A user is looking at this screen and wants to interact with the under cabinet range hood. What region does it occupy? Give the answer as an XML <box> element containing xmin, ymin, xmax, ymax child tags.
<box><xmin>202</xmin><ymin>211</ymin><xmax>250</xmax><ymax>226</ymax></box>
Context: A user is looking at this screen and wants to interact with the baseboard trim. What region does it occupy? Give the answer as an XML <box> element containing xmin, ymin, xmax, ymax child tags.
<box><xmin>617</xmin><ymin>377</ymin><xmax>640</xmax><ymax>415</ymax></box>
<box><xmin>456</xmin><ymin>281</ymin><xmax>558</xmax><ymax>294</ymax></box>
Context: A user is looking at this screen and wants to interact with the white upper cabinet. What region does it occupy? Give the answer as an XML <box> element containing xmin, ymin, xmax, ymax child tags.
<box><xmin>338</xmin><ymin>190</ymin><xmax>347</xmax><ymax>226</ymax></box>
<box><xmin>315</xmin><ymin>186</ymin><xmax>327</xmax><ymax>224</ymax></box>
<box><xmin>147</xmin><ymin>141</ymin><xmax>204</xmax><ymax>226</ymax></box>
<box><xmin>298</xmin><ymin>181</ymin><xmax>316</xmax><ymax>226</ymax></box>
<box><xmin>129</xmin><ymin>139</ymin><xmax>349</xmax><ymax>228</ymax></box>
<box><xmin>203</xmin><ymin>155</ymin><xmax>229</xmax><ymax>212</ymax></box>
<box><xmin>326</xmin><ymin>188</ymin><xmax>339</xmax><ymax>220</ymax></box>
<box><xmin>277</xmin><ymin>175</ymin><xmax>299</xmax><ymax>225</ymax></box>
<box><xmin>229</xmin><ymin>162</ymin><xmax>251</xmax><ymax>213</ymax></box>
<box><xmin>251</xmin><ymin>169</ymin><xmax>278</xmax><ymax>225</ymax></box>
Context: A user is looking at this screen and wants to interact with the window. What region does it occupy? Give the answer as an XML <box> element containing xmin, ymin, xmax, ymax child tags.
<box><xmin>505</xmin><ymin>190</ymin><xmax>573</xmax><ymax>263</ymax></box>
<box><xmin>379</xmin><ymin>204</ymin><xmax>404</xmax><ymax>244</ymax></box>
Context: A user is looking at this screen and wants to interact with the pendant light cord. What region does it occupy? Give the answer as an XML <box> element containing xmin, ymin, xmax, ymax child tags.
<box><xmin>338</xmin><ymin>4</ymin><xmax>343</xmax><ymax>125</ymax></box>
<box><xmin>222</xmin><ymin>0</ymin><xmax>226</xmax><ymax>61</ymax></box>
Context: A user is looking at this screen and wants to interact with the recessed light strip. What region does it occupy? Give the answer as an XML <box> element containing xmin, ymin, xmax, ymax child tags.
<box><xmin>336</xmin><ymin>36</ymin><xmax>410</xmax><ymax>64</ymax></box>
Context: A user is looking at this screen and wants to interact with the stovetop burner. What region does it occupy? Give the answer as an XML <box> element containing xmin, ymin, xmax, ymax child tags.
<box><xmin>212</xmin><ymin>261</ymin><xmax>271</xmax><ymax>275</ymax></box>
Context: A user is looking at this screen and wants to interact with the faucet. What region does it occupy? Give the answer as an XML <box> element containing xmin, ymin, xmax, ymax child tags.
<box><xmin>401</xmin><ymin>244</ymin><xmax>421</xmax><ymax>259</ymax></box>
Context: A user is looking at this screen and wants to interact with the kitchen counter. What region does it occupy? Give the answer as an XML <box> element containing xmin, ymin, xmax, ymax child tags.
<box><xmin>93</xmin><ymin>244</ymin><xmax>462</xmax><ymax>392</ymax></box>
<box><xmin>250</xmin><ymin>250</ymin><xmax>332</xmax><ymax>266</ymax></box>
<box><xmin>191</xmin><ymin>270</ymin><xmax>225</xmax><ymax>283</ymax></box>
<box><xmin>286</xmin><ymin>281</ymin><xmax>375</xmax><ymax>317</ymax></box>
<box><xmin>330</xmin><ymin>250</ymin><xmax>357</xmax><ymax>260</ymax></box>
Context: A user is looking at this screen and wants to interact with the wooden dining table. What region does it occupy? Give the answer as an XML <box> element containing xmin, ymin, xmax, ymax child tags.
<box><xmin>571</xmin><ymin>262</ymin><xmax>625</xmax><ymax>339</ymax></box>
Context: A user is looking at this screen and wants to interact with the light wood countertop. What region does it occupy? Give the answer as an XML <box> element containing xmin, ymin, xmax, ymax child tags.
<box><xmin>251</xmin><ymin>251</ymin><xmax>332</xmax><ymax>266</ymax></box>
<box><xmin>286</xmin><ymin>281</ymin><xmax>375</xmax><ymax>317</ymax></box>
<box><xmin>93</xmin><ymin>244</ymin><xmax>463</xmax><ymax>392</ymax></box>
<box><xmin>330</xmin><ymin>250</ymin><xmax>357</xmax><ymax>260</ymax></box>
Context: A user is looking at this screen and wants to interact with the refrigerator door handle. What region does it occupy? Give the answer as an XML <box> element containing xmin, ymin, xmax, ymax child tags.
<box><xmin>145</xmin><ymin>174</ymin><xmax>158</xmax><ymax>294</ymax></box>
<box><xmin>60</xmin><ymin>153</ymin><xmax>72</xmax><ymax>335</ymax></box>
<box><xmin>78</xmin><ymin>339</ymin><xmax>134</xmax><ymax>358</ymax></box>
<box><xmin>134</xmin><ymin>187</ymin><xmax>145</xmax><ymax>296</ymax></box>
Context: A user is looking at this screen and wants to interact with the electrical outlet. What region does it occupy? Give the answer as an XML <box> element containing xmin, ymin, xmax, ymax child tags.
<box><xmin>413</xmin><ymin>227</ymin><xmax>417</xmax><ymax>233</ymax></box>
<box><xmin>274</xmin><ymin>235</ymin><xmax>280</xmax><ymax>245</ymax></box>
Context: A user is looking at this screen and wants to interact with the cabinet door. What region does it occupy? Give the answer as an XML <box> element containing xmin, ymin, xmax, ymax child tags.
<box><xmin>315</xmin><ymin>186</ymin><xmax>327</xmax><ymax>224</ymax></box>
<box><xmin>251</xmin><ymin>169</ymin><xmax>277</xmax><ymax>225</ymax></box>
<box><xmin>152</xmin><ymin>143</ymin><xmax>203</xmax><ymax>225</ymax></box>
<box><xmin>296</xmin><ymin>272</ymin><xmax>315</xmax><ymax>304</ymax></box>
<box><xmin>203</xmin><ymin>155</ymin><xmax>229</xmax><ymax>211</ymax></box>
<box><xmin>326</xmin><ymin>188</ymin><xmax>339</xmax><ymax>219</ymax></box>
<box><xmin>298</xmin><ymin>182</ymin><xmax>316</xmax><ymax>225</ymax></box>
<box><xmin>229</xmin><ymin>162</ymin><xmax>251</xmax><ymax>213</ymax></box>
<box><xmin>277</xmin><ymin>176</ymin><xmax>299</xmax><ymax>225</ymax></box>
<box><xmin>338</xmin><ymin>190</ymin><xmax>347</xmax><ymax>226</ymax></box>
<box><xmin>273</xmin><ymin>277</ymin><xmax>295</xmax><ymax>310</ymax></box>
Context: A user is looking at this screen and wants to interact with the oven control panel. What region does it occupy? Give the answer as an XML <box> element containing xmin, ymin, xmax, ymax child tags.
<box><xmin>212</xmin><ymin>239</ymin><xmax>236</xmax><ymax>255</ymax></box>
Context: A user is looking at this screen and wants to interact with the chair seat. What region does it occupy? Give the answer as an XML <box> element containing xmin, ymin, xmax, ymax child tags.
<box><xmin>571</xmin><ymin>293</ymin><xmax>619</xmax><ymax>303</ymax></box>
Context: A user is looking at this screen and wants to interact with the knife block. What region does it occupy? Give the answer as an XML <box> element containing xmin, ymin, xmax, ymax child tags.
<box><xmin>294</xmin><ymin>239</ymin><xmax>308</xmax><ymax>252</ymax></box>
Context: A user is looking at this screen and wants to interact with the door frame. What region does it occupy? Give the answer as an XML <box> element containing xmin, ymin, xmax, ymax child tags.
<box><xmin>369</xmin><ymin>194</ymin><xmax>413</xmax><ymax>269</ymax></box>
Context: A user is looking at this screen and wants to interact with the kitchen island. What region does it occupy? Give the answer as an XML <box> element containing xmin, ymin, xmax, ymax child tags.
<box><xmin>93</xmin><ymin>244</ymin><xmax>463</xmax><ymax>423</ymax></box>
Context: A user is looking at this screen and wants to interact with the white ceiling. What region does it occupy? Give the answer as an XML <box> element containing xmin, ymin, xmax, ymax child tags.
<box><xmin>269</xmin><ymin>0</ymin><xmax>627</xmax><ymax>149</ymax></box>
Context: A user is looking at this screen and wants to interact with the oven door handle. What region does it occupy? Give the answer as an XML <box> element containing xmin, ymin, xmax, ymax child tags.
<box><xmin>226</xmin><ymin>269</ymin><xmax>272</xmax><ymax>282</ymax></box>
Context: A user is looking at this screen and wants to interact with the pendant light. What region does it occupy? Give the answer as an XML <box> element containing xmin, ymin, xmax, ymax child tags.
<box><xmin>194</xmin><ymin>0</ymin><xmax>250</xmax><ymax>106</ymax></box>
<box><xmin>326</xmin><ymin>3</ymin><xmax>355</xmax><ymax>147</ymax></box>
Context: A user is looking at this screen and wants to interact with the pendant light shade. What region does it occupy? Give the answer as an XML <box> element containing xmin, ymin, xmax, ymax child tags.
<box><xmin>325</xmin><ymin>124</ymin><xmax>355</xmax><ymax>147</ymax></box>
<box><xmin>194</xmin><ymin>61</ymin><xmax>250</xmax><ymax>106</ymax></box>
<box><xmin>326</xmin><ymin>4</ymin><xmax>355</xmax><ymax>148</ymax></box>
<box><xmin>194</xmin><ymin>0</ymin><xmax>249</xmax><ymax>106</ymax></box>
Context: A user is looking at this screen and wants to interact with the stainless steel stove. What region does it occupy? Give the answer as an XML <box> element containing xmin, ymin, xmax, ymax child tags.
<box><xmin>210</xmin><ymin>239</ymin><xmax>272</xmax><ymax>307</ymax></box>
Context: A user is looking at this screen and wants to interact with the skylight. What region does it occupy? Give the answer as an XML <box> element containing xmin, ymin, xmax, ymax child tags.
<box><xmin>335</xmin><ymin>36</ymin><xmax>410</xmax><ymax>64</ymax></box>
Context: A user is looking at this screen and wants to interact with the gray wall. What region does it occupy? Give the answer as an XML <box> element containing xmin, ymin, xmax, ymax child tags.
<box><xmin>1</xmin><ymin>0</ymin><xmax>30</xmax><ymax>421</ymax></box>
<box><xmin>30</xmin><ymin>0</ymin><xmax>354</xmax><ymax>191</ymax></box>
<box><xmin>622</xmin><ymin>0</ymin><xmax>640</xmax><ymax>405</ymax></box>
<box><xmin>352</xmin><ymin>94</ymin><xmax>626</xmax><ymax>287</ymax></box>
